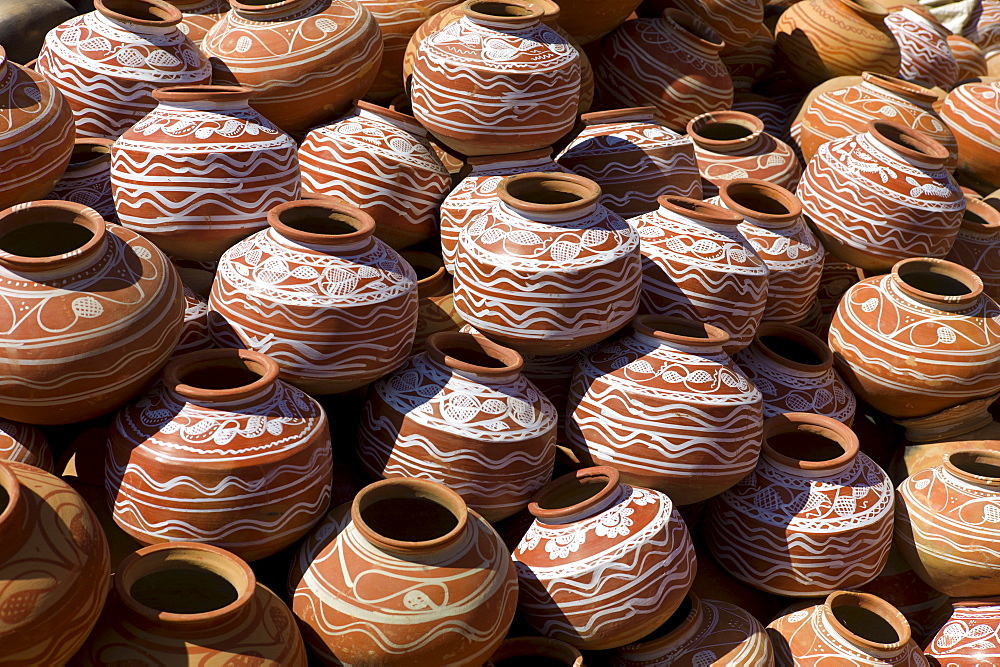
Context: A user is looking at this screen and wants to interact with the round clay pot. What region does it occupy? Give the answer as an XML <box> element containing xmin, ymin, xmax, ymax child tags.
<box><xmin>0</xmin><ymin>459</ymin><xmax>110</xmax><ymax>664</ymax></box>
<box><xmin>687</xmin><ymin>110</ymin><xmax>802</xmax><ymax>198</ymax></box>
<box><xmin>885</xmin><ymin>6</ymin><xmax>957</xmax><ymax>90</ymax></box>
<box><xmin>734</xmin><ymin>322</ymin><xmax>857</xmax><ymax>425</ymax></box>
<box><xmin>946</xmin><ymin>197</ymin><xmax>1000</xmax><ymax>303</ymax></box>
<box><xmin>0</xmin><ymin>200</ymin><xmax>184</xmax><ymax>424</ymax></box>
<box><xmin>73</xmin><ymin>541</ymin><xmax>307</xmax><ymax>664</ymax></box>
<box><xmin>829</xmin><ymin>258</ymin><xmax>1000</xmax><ymax>418</ymax></box>
<box><xmin>410</xmin><ymin>0</ymin><xmax>581</xmax><ymax>156</ymax></box>
<box><xmin>36</xmin><ymin>0</ymin><xmax>211</xmax><ymax>139</ymax></box>
<box><xmin>643</xmin><ymin>0</ymin><xmax>763</xmax><ymax>50</ymax></box>
<box><xmin>356</xmin><ymin>332</ymin><xmax>557</xmax><ymax>523</ymax></box>
<box><xmin>565</xmin><ymin>315</ymin><xmax>764</xmax><ymax>505</ymax></box>
<box><xmin>452</xmin><ymin>172</ymin><xmax>642</xmax><ymax>356</ymax></box>
<box><xmin>165</xmin><ymin>0</ymin><xmax>228</xmax><ymax>44</ymax></box>
<box><xmin>0</xmin><ymin>420</ymin><xmax>52</xmax><ymax>472</ymax></box>
<box><xmin>948</xmin><ymin>35</ymin><xmax>990</xmax><ymax>82</ymax></box>
<box><xmin>595</xmin><ymin>10</ymin><xmax>733</xmax><ymax>132</ymax></box>
<box><xmin>112</xmin><ymin>84</ymin><xmax>300</xmax><ymax>262</ymax></box>
<box><xmin>401</xmin><ymin>251</ymin><xmax>464</xmax><ymax>354</ymax></box>
<box><xmin>963</xmin><ymin>0</ymin><xmax>1000</xmax><ymax>57</ymax></box>
<box><xmin>201</xmin><ymin>0</ymin><xmax>383</xmax><ymax>136</ymax></box>
<box><xmin>718</xmin><ymin>179</ymin><xmax>824</xmax><ymax>324</ymax></box>
<box><xmin>612</xmin><ymin>592</ymin><xmax>774</xmax><ymax>665</ymax></box>
<box><xmin>721</xmin><ymin>24</ymin><xmax>775</xmax><ymax>91</ymax></box>
<box><xmin>440</xmin><ymin>149</ymin><xmax>568</xmax><ymax>272</ymax></box>
<box><xmin>631</xmin><ymin>195</ymin><xmax>769</xmax><ymax>354</ymax></box>
<box><xmin>896</xmin><ymin>449</ymin><xmax>1000</xmax><ymax>597</ymax></box>
<box><xmin>925</xmin><ymin>598</ymin><xmax>1000</xmax><ymax>663</ymax></box>
<box><xmin>941</xmin><ymin>81</ymin><xmax>1000</xmax><ymax>193</ymax></box>
<box><xmin>486</xmin><ymin>637</ymin><xmax>584</xmax><ymax>666</ymax></box>
<box><xmin>299</xmin><ymin>100</ymin><xmax>450</xmax><ymax>250</ymax></box>
<box><xmin>0</xmin><ymin>46</ymin><xmax>74</xmax><ymax>212</ymax></box>
<box><xmin>209</xmin><ymin>199</ymin><xmax>419</xmax><ymax>395</ymax></box>
<box><xmin>513</xmin><ymin>466</ymin><xmax>696</xmax><ymax>650</ymax></box>
<box><xmin>773</xmin><ymin>0</ymin><xmax>901</xmax><ymax>87</ymax></box>
<box><xmin>767</xmin><ymin>591</ymin><xmax>928</xmax><ymax>665</ymax></box>
<box><xmin>556</xmin><ymin>107</ymin><xmax>701</xmax><ymax>219</ymax></box>
<box><xmin>706</xmin><ymin>412</ymin><xmax>895</xmax><ymax>596</ymax></box>
<box><xmin>106</xmin><ymin>349</ymin><xmax>334</xmax><ymax>561</ymax></box>
<box><xmin>290</xmin><ymin>477</ymin><xmax>518</xmax><ymax>664</ymax></box>
<box><xmin>173</xmin><ymin>284</ymin><xmax>212</xmax><ymax>358</ymax></box>
<box><xmin>798</xmin><ymin>120</ymin><xmax>964</xmax><ymax>272</ymax></box>
<box><xmin>49</xmin><ymin>138</ymin><xmax>117</xmax><ymax>223</ymax></box>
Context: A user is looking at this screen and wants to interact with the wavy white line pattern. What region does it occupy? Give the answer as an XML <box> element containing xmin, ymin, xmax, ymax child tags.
<box><xmin>828</xmin><ymin>271</ymin><xmax>1000</xmax><ymax>417</ymax></box>
<box><xmin>691</xmin><ymin>121</ymin><xmax>802</xmax><ymax>199</ymax></box>
<box><xmin>209</xmin><ymin>226</ymin><xmax>418</xmax><ymax>394</ymax></box>
<box><xmin>410</xmin><ymin>13</ymin><xmax>580</xmax><ymax>155</ymax></box>
<box><xmin>664</xmin><ymin>0</ymin><xmax>762</xmax><ymax>49</ymax></box>
<box><xmin>557</xmin><ymin>111</ymin><xmax>701</xmax><ymax>218</ymax></box>
<box><xmin>815</xmin><ymin>249</ymin><xmax>859</xmax><ymax>319</ymax></box>
<box><xmin>797</xmin><ymin>128</ymin><xmax>964</xmax><ymax>271</ymax></box>
<box><xmin>0</xmin><ymin>419</ymin><xmax>53</xmax><ymax>473</ymax></box>
<box><xmin>963</xmin><ymin>0</ymin><xmax>1000</xmax><ymax>56</ymax></box>
<box><xmin>941</xmin><ymin>81</ymin><xmax>1000</xmax><ymax>191</ymax></box>
<box><xmin>514</xmin><ymin>484</ymin><xmax>695</xmax><ymax>650</ymax></box>
<box><xmin>172</xmin><ymin>285</ymin><xmax>213</xmax><ymax>358</ymax></box>
<box><xmin>36</xmin><ymin>10</ymin><xmax>211</xmax><ymax>138</ymax></box>
<box><xmin>50</xmin><ymin>150</ymin><xmax>116</xmax><ymax>224</ymax></box>
<box><xmin>171</xmin><ymin>0</ymin><xmax>229</xmax><ymax>45</ymax></box>
<box><xmin>732</xmin><ymin>96</ymin><xmax>789</xmax><ymax>139</ymax></box>
<box><xmin>926</xmin><ymin>600</ymin><xmax>1000</xmax><ymax>664</ymax></box>
<box><xmin>885</xmin><ymin>8</ymin><xmax>958</xmax><ymax>90</ymax></box>
<box><xmin>452</xmin><ymin>199</ymin><xmax>642</xmax><ymax>355</ymax></box>
<box><xmin>290</xmin><ymin>500</ymin><xmax>517</xmax><ymax>664</ymax></box>
<box><xmin>948</xmin><ymin>35</ymin><xmax>990</xmax><ymax>82</ymax></box>
<box><xmin>705</xmin><ymin>450</ymin><xmax>894</xmax><ymax>596</ymax></box>
<box><xmin>299</xmin><ymin>103</ymin><xmax>450</xmax><ymax>250</ymax></box>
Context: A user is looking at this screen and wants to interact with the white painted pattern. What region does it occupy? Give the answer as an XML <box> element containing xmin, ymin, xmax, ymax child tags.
<box><xmin>885</xmin><ymin>8</ymin><xmax>958</xmax><ymax>90</ymax></box>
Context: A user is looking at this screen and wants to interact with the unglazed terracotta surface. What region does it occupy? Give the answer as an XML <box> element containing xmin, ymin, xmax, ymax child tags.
<box><xmin>885</xmin><ymin>6</ymin><xmax>957</xmax><ymax>90</ymax></box>
<box><xmin>403</xmin><ymin>251</ymin><xmax>463</xmax><ymax>353</ymax></box>
<box><xmin>167</xmin><ymin>0</ymin><xmax>229</xmax><ymax>44</ymax></box>
<box><xmin>173</xmin><ymin>284</ymin><xmax>212</xmax><ymax>357</ymax></box>
<box><xmin>941</xmin><ymin>81</ymin><xmax>1000</xmax><ymax>193</ymax></box>
<box><xmin>948</xmin><ymin>34</ymin><xmax>990</xmax><ymax>82</ymax></box>
<box><xmin>0</xmin><ymin>419</ymin><xmax>52</xmax><ymax>472</ymax></box>
<box><xmin>925</xmin><ymin>598</ymin><xmax>1000</xmax><ymax>664</ymax></box>
<box><xmin>946</xmin><ymin>197</ymin><xmax>1000</xmax><ymax>303</ymax></box>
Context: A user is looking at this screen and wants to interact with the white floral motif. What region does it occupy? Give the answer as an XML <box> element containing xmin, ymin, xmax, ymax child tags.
<box><xmin>595</xmin><ymin>505</ymin><xmax>634</xmax><ymax>538</ymax></box>
<box><xmin>545</xmin><ymin>529</ymin><xmax>586</xmax><ymax>560</ymax></box>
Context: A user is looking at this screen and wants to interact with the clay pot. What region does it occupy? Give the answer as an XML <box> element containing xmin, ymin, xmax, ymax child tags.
<box><xmin>512</xmin><ymin>467</ymin><xmax>696</xmax><ymax>650</ymax></box>
<box><xmin>546</xmin><ymin>0</ymin><xmax>641</xmax><ymax>45</ymax></box>
<box><xmin>0</xmin><ymin>201</ymin><xmax>184</xmax><ymax>424</ymax></box>
<box><xmin>410</xmin><ymin>0</ymin><xmax>580</xmax><ymax>156</ymax></box>
<box><xmin>402</xmin><ymin>251</ymin><xmax>464</xmax><ymax>354</ymax></box>
<box><xmin>687</xmin><ymin>110</ymin><xmax>801</xmax><ymax>198</ymax></box>
<box><xmin>773</xmin><ymin>0</ymin><xmax>901</xmax><ymax>87</ymax></box>
<box><xmin>0</xmin><ymin>420</ymin><xmax>52</xmax><ymax>472</ymax></box>
<box><xmin>925</xmin><ymin>598</ymin><xmax>1000</xmax><ymax>663</ymax></box>
<box><xmin>885</xmin><ymin>6</ymin><xmax>957</xmax><ymax>90</ymax></box>
<box><xmin>112</xmin><ymin>84</ymin><xmax>300</xmax><ymax>262</ymax></box>
<box><xmin>829</xmin><ymin>258</ymin><xmax>1000</xmax><ymax>418</ymax></box>
<box><xmin>36</xmin><ymin>0</ymin><xmax>211</xmax><ymax>139</ymax></box>
<box><xmin>705</xmin><ymin>412</ymin><xmax>895</xmax><ymax>596</ymax></box>
<box><xmin>299</xmin><ymin>100</ymin><xmax>450</xmax><ymax>250</ymax></box>
<box><xmin>486</xmin><ymin>637</ymin><xmax>584</xmax><ymax>666</ymax></box>
<box><xmin>107</xmin><ymin>349</ymin><xmax>333</xmax><ymax>561</ymax></box>
<box><xmin>0</xmin><ymin>459</ymin><xmax>110</xmax><ymax>664</ymax></box>
<box><xmin>798</xmin><ymin>121</ymin><xmax>964</xmax><ymax>272</ymax></box>
<box><xmin>0</xmin><ymin>0</ymin><xmax>76</xmax><ymax>66</ymax></box>
<box><xmin>595</xmin><ymin>10</ymin><xmax>733</xmax><ymax>132</ymax></box>
<box><xmin>73</xmin><ymin>541</ymin><xmax>306</xmax><ymax>664</ymax></box>
<box><xmin>948</xmin><ymin>35</ymin><xmax>990</xmax><ymax>82</ymax></box>
<box><xmin>356</xmin><ymin>332</ymin><xmax>557</xmax><ymax>523</ymax></box>
<box><xmin>631</xmin><ymin>196</ymin><xmax>768</xmax><ymax>355</ymax></box>
<box><xmin>896</xmin><ymin>449</ymin><xmax>1000</xmax><ymax>597</ymax></box>
<box><xmin>767</xmin><ymin>592</ymin><xmax>928</xmax><ymax>665</ymax></box>
<box><xmin>209</xmin><ymin>199</ymin><xmax>419</xmax><ymax>395</ymax></box>
<box><xmin>721</xmin><ymin>25</ymin><xmax>775</xmax><ymax>91</ymax></box>
<box><xmin>290</xmin><ymin>477</ymin><xmax>518</xmax><ymax>664</ymax></box>
<box><xmin>165</xmin><ymin>0</ymin><xmax>228</xmax><ymax>44</ymax></box>
<box><xmin>612</xmin><ymin>592</ymin><xmax>774</xmax><ymax>665</ymax></box>
<box><xmin>202</xmin><ymin>0</ymin><xmax>382</xmax><ymax>136</ymax></box>
<box><xmin>556</xmin><ymin>107</ymin><xmax>701</xmax><ymax>219</ymax></box>
<box><xmin>173</xmin><ymin>285</ymin><xmax>212</xmax><ymax>357</ymax></box>
<box><xmin>734</xmin><ymin>322</ymin><xmax>856</xmax><ymax>425</ymax></box>
<box><xmin>0</xmin><ymin>46</ymin><xmax>74</xmax><ymax>212</ymax></box>
<box><xmin>946</xmin><ymin>198</ymin><xmax>1000</xmax><ymax>303</ymax></box>
<box><xmin>452</xmin><ymin>172</ymin><xmax>641</xmax><ymax>356</ymax></box>
<box><xmin>49</xmin><ymin>138</ymin><xmax>117</xmax><ymax>224</ymax></box>
<box><xmin>643</xmin><ymin>0</ymin><xmax>763</xmax><ymax>50</ymax></box>
<box><xmin>440</xmin><ymin>149</ymin><xmax>568</xmax><ymax>272</ymax></box>
<box><xmin>565</xmin><ymin>315</ymin><xmax>764</xmax><ymax>505</ymax></box>
<box><xmin>963</xmin><ymin>0</ymin><xmax>1000</xmax><ymax>58</ymax></box>
<box><xmin>941</xmin><ymin>81</ymin><xmax>1000</xmax><ymax>193</ymax></box>
<box><xmin>717</xmin><ymin>179</ymin><xmax>824</xmax><ymax>324</ymax></box>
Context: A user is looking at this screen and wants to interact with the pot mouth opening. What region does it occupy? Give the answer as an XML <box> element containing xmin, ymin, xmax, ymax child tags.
<box><xmin>826</xmin><ymin>592</ymin><xmax>909</xmax><ymax>650</ymax></box>
<box><xmin>96</xmin><ymin>0</ymin><xmax>182</xmax><ymax>24</ymax></box>
<box><xmin>962</xmin><ymin>199</ymin><xmax>1000</xmax><ymax>231</ymax></box>
<box><xmin>0</xmin><ymin>202</ymin><xmax>105</xmax><ymax>267</ymax></box>
<box><xmin>426</xmin><ymin>332</ymin><xmax>523</xmax><ymax>375</ymax></box>
<box><xmin>401</xmin><ymin>251</ymin><xmax>444</xmax><ymax>283</ymax></box>
<box><xmin>689</xmin><ymin>113</ymin><xmax>761</xmax><ymax>143</ymax></box>
<box><xmin>268</xmin><ymin>201</ymin><xmax>375</xmax><ymax>245</ymax></box>
<box><xmin>464</xmin><ymin>0</ymin><xmax>542</xmax><ymax>20</ymax></box>
<box><xmin>870</xmin><ymin>120</ymin><xmax>949</xmax><ymax>162</ymax></box>
<box><xmin>68</xmin><ymin>139</ymin><xmax>114</xmax><ymax>166</ymax></box>
<box><xmin>632</xmin><ymin>314</ymin><xmax>731</xmax><ymax>348</ymax></box>
<box><xmin>762</xmin><ymin>413</ymin><xmax>858</xmax><ymax>470</ymax></box>
<box><xmin>352</xmin><ymin>479</ymin><xmax>467</xmax><ymax>551</ymax></box>
<box><xmin>153</xmin><ymin>85</ymin><xmax>253</xmax><ymax>104</ymax></box>
<box><xmin>164</xmin><ymin>349</ymin><xmax>279</xmax><ymax>401</ymax></box>
<box><xmin>894</xmin><ymin>258</ymin><xmax>981</xmax><ymax>302</ymax></box>
<box><xmin>756</xmin><ymin>323</ymin><xmax>831</xmax><ymax>370</ymax></box>
<box><xmin>861</xmin><ymin>72</ymin><xmax>936</xmax><ymax>104</ymax></box>
<box><xmin>530</xmin><ymin>466</ymin><xmax>620</xmax><ymax>519</ymax></box>
<box><xmin>501</xmin><ymin>173</ymin><xmax>596</xmax><ymax>206</ymax></box>
<box><xmin>0</xmin><ymin>223</ymin><xmax>94</xmax><ymax>258</ymax></box>
<box><xmin>720</xmin><ymin>179</ymin><xmax>801</xmax><ymax>219</ymax></box>
<box><xmin>658</xmin><ymin>196</ymin><xmax>744</xmax><ymax>225</ymax></box>
<box><xmin>768</xmin><ymin>429</ymin><xmax>846</xmax><ymax>461</ymax></box>
<box><xmin>491</xmin><ymin>637</ymin><xmax>582</xmax><ymax>665</ymax></box>
<box><xmin>946</xmin><ymin>450</ymin><xmax>1000</xmax><ymax>482</ymax></box>
<box><xmin>131</xmin><ymin>566</ymin><xmax>240</xmax><ymax>614</ymax></box>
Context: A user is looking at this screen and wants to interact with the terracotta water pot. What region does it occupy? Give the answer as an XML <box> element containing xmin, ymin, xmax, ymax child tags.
<box><xmin>410</xmin><ymin>0</ymin><xmax>581</xmax><ymax>156</ymax></box>
<box><xmin>885</xmin><ymin>6</ymin><xmax>957</xmax><ymax>90</ymax></box>
<box><xmin>201</xmin><ymin>0</ymin><xmax>383</xmax><ymax>136</ymax></box>
<box><xmin>631</xmin><ymin>195</ymin><xmax>768</xmax><ymax>354</ymax></box>
<box><xmin>0</xmin><ymin>459</ymin><xmax>110</xmax><ymax>665</ymax></box>
<box><xmin>557</xmin><ymin>107</ymin><xmax>701</xmax><ymax>219</ymax></box>
<box><xmin>36</xmin><ymin>0</ymin><xmax>211</xmax><ymax>138</ymax></box>
<box><xmin>209</xmin><ymin>198</ymin><xmax>419</xmax><ymax>395</ymax></box>
<box><xmin>963</xmin><ymin>0</ymin><xmax>1000</xmax><ymax>57</ymax></box>
<box><xmin>815</xmin><ymin>249</ymin><xmax>860</xmax><ymax>325</ymax></box>
<box><xmin>299</xmin><ymin>100</ymin><xmax>450</xmax><ymax>250</ymax></box>
<box><xmin>705</xmin><ymin>412</ymin><xmax>895</xmax><ymax>596</ymax></box>
<box><xmin>0</xmin><ymin>420</ymin><xmax>52</xmax><ymax>472</ymax></box>
<box><xmin>941</xmin><ymin>81</ymin><xmax>1000</xmax><ymax>193</ymax></box>
<box><xmin>797</xmin><ymin>120</ymin><xmax>964</xmax><ymax>272</ymax></box>
<box><xmin>290</xmin><ymin>477</ymin><xmax>518</xmax><ymax>664</ymax></box>
<box><xmin>766</xmin><ymin>591</ymin><xmax>928</xmax><ymax>666</ymax></box>
<box><xmin>106</xmin><ymin>349</ymin><xmax>334</xmax><ymax>561</ymax></box>
<box><xmin>165</xmin><ymin>0</ymin><xmax>228</xmax><ymax>44</ymax></box>
<box><xmin>112</xmin><ymin>84</ymin><xmax>300</xmax><ymax>262</ymax></box>
<box><xmin>402</xmin><ymin>251</ymin><xmax>463</xmax><ymax>354</ymax></box>
<box><xmin>49</xmin><ymin>138</ymin><xmax>117</xmax><ymax>223</ymax></box>
<box><xmin>925</xmin><ymin>598</ymin><xmax>1000</xmax><ymax>664</ymax></box>
<box><xmin>356</xmin><ymin>332</ymin><xmax>557</xmax><ymax>523</ymax></box>
<box><xmin>947</xmin><ymin>197</ymin><xmax>1000</xmax><ymax>303</ymax></box>
<box><xmin>452</xmin><ymin>172</ymin><xmax>641</xmax><ymax>356</ymax></box>
<box><xmin>828</xmin><ymin>258</ymin><xmax>1000</xmax><ymax>418</ymax></box>
<box><xmin>512</xmin><ymin>466</ymin><xmax>696</xmax><ymax>650</ymax></box>
<box><xmin>948</xmin><ymin>34</ymin><xmax>990</xmax><ymax>82</ymax></box>
<box><xmin>896</xmin><ymin>449</ymin><xmax>1000</xmax><ymax>597</ymax></box>
<box><xmin>773</xmin><ymin>0</ymin><xmax>901</xmax><ymax>87</ymax></box>
<box><xmin>565</xmin><ymin>316</ymin><xmax>764</xmax><ymax>505</ymax></box>
<box><xmin>0</xmin><ymin>46</ymin><xmax>74</xmax><ymax>212</ymax></box>
<box><xmin>0</xmin><ymin>200</ymin><xmax>184</xmax><ymax>424</ymax></box>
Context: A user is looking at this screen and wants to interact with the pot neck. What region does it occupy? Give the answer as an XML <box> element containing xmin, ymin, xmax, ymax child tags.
<box><xmin>424</xmin><ymin>332</ymin><xmax>523</xmax><ymax>382</ymax></box>
<box><xmin>820</xmin><ymin>592</ymin><xmax>912</xmax><ymax>659</ymax></box>
<box><xmin>864</xmin><ymin>120</ymin><xmax>949</xmax><ymax>170</ymax></box>
<box><xmin>859</xmin><ymin>72</ymin><xmax>937</xmax><ymax>109</ymax></box>
<box><xmin>719</xmin><ymin>179</ymin><xmax>802</xmax><ymax>228</ymax></box>
<box><xmin>402</xmin><ymin>251</ymin><xmax>450</xmax><ymax>297</ymax></box>
<box><xmin>0</xmin><ymin>201</ymin><xmax>109</xmax><ymax>278</ymax></box>
<box><xmin>630</xmin><ymin>314</ymin><xmax>730</xmax><ymax>355</ymax></box>
<box><xmin>95</xmin><ymin>0</ymin><xmax>183</xmax><ymax>31</ymax></box>
<box><xmin>497</xmin><ymin>172</ymin><xmax>601</xmax><ymax>222</ymax></box>
<box><xmin>460</xmin><ymin>0</ymin><xmax>543</xmax><ymax>29</ymax></box>
<box><xmin>0</xmin><ymin>461</ymin><xmax>28</xmax><ymax>562</ymax></box>
<box><xmin>152</xmin><ymin>85</ymin><xmax>253</xmax><ymax>112</ymax></box>
<box><xmin>896</xmin><ymin>395</ymin><xmax>999</xmax><ymax>443</ymax></box>
<box><xmin>959</xmin><ymin>198</ymin><xmax>1000</xmax><ymax>236</ymax></box>
<box><xmin>889</xmin><ymin>258</ymin><xmax>982</xmax><ymax>312</ymax></box>
<box><xmin>580</xmin><ymin>107</ymin><xmax>658</xmax><ymax>127</ymax></box>
<box><xmin>750</xmin><ymin>323</ymin><xmax>834</xmax><ymax>377</ymax></box>
<box><xmin>229</xmin><ymin>0</ymin><xmax>315</xmax><ymax>21</ymax></box>
<box><xmin>942</xmin><ymin>449</ymin><xmax>1000</xmax><ymax>491</ymax></box>
<box><xmin>529</xmin><ymin>466</ymin><xmax>627</xmax><ymax>525</ymax></box>
<box><xmin>761</xmin><ymin>413</ymin><xmax>860</xmax><ymax>478</ymax></box>
<box><xmin>687</xmin><ymin>111</ymin><xmax>765</xmax><ymax>155</ymax></box>
<box><xmin>162</xmin><ymin>349</ymin><xmax>280</xmax><ymax>408</ymax></box>
<box><xmin>267</xmin><ymin>200</ymin><xmax>375</xmax><ymax>252</ymax></box>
